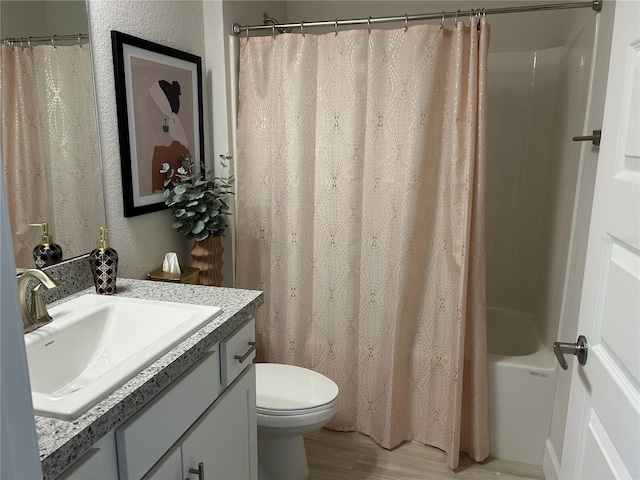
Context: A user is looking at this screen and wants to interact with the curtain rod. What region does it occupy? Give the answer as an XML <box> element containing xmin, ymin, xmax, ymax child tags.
<box><xmin>2</xmin><ymin>34</ymin><xmax>89</xmax><ymax>47</ymax></box>
<box><xmin>233</xmin><ymin>0</ymin><xmax>601</xmax><ymax>36</ymax></box>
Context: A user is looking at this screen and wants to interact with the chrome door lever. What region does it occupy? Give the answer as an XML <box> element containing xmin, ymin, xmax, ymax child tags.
<box><xmin>553</xmin><ymin>335</ymin><xmax>588</xmax><ymax>370</ymax></box>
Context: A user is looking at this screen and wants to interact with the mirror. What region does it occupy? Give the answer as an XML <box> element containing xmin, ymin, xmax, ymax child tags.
<box><xmin>1</xmin><ymin>0</ymin><xmax>106</xmax><ymax>269</ymax></box>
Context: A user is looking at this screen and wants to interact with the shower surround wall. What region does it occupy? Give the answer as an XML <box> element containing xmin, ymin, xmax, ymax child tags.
<box><xmin>484</xmin><ymin>11</ymin><xmax>608</xmax><ymax>470</ymax></box>
<box><xmin>486</xmin><ymin>17</ymin><xmax>602</xmax><ymax>467</ymax></box>
<box><xmin>544</xmin><ymin>10</ymin><xmax>614</xmax><ymax>477</ymax></box>
<box><xmin>486</xmin><ymin>47</ymin><xmax>562</xmax><ymax>336</ymax></box>
<box><xmin>485</xmin><ymin>47</ymin><xmax>564</xmax><ymax>466</ymax></box>
<box><xmin>485</xmin><ymin>37</ymin><xmax>595</xmax><ymax>351</ymax></box>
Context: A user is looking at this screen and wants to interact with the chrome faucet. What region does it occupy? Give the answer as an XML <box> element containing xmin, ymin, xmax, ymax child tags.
<box><xmin>17</xmin><ymin>269</ymin><xmax>59</xmax><ymax>333</ymax></box>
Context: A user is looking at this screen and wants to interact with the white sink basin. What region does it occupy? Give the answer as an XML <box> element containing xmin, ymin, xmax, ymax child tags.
<box><xmin>24</xmin><ymin>294</ymin><xmax>221</xmax><ymax>420</ymax></box>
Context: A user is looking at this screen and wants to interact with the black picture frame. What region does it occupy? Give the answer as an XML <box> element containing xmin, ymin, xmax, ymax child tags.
<box><xmin>111</xmin><ymin>31</ymin><xmax>204</xmax><ymax>217</ymax></box>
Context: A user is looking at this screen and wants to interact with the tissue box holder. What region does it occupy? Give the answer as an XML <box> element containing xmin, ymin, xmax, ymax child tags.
<box><xmin>147</xmin><ymin>266</ymin><xmax>200</xmax><ymax>285</ymax></box>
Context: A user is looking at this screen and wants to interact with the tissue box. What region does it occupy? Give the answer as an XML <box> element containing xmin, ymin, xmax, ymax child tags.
<box><xmin>147</xmin><ymin>266</ymin><xmax>200</xmax><ymax>285</ymax></box>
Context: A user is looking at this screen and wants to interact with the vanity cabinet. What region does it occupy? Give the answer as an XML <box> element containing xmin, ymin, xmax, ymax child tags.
<box><xmin>62</xmin><ymin>317</ymin><xmax>257</xmax><ymax>480</ymax></box>
<box><xmin>178</xmin><ymin>365</ymin><xmax>257</xmax><ymax>480</ymax></box>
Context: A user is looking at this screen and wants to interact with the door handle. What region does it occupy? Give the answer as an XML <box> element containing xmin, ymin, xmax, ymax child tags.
<box><xmin>189</xmin><ymin>462</ymin><xmax>204</xmax><ymax>480</ymax></box>
<box><xmin>572</xmin><ymin>129</ymin><xmax>601</xmax><ymax>147</ymax></box>
<box><xmin>553</xmin><ymin>335</ymin><xmax>588</xmax><ymax>370</ymax></box>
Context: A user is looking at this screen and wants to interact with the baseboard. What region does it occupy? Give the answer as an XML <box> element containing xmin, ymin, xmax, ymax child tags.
<box><xmin>543</xmin><ymin>439</ymin><xmax>560</xmax><ymax>480</ymax></box>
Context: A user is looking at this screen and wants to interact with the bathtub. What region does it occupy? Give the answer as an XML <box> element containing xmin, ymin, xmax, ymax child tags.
<box><xmin>487</xmin><ymin>307</ymin><xmax>557</xmax><ymax>466</ymax></box>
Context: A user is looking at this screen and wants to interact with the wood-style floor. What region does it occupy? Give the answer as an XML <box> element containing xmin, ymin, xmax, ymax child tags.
<box><xmin>304</xmin><ymin>429</ymin><xmax>545</xmax><ymax>480</ymax></box>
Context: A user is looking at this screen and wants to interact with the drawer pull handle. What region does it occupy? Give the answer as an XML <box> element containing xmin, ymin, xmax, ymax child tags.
<box><xmin>189</xmin><ymin>461</ymin><xmax>204</xmax><ymax>480</ymax></box>
<box><xmin>234</xmin><ymin>340</ymin><xmax>261</xmax><ymax>363</ymax></box>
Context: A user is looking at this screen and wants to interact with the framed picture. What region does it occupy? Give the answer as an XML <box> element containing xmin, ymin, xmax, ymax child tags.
<box><xmin>111</xmin><ymin>31</ymin><xmax>204</xmax><ymax>217</ymax></box>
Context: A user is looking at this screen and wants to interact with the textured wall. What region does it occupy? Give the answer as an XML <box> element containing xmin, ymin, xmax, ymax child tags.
<box><xmin>87</xmin><ymin>0</ymin><xmax>206</xmax><ymax>279</ymax></box>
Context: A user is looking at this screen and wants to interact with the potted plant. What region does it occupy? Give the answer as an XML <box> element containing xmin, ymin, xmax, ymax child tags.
<box><xmin>161</xmin><ymin>153</ymin><xmax>234</xmax><ymax>285</ymax></box>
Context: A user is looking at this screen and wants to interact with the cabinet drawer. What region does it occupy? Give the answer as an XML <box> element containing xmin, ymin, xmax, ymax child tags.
<box><xmin>116</xmin><ymin>351</ymin><xmax>220</xmax><ymax>480</ymax></box>
<box><xmin>220</xmin><ymin>317</ymin><xmax>256</xmax><ymax>388</ymax></box>
<box><xmin>58</xmin><ymin>432</ymin><xmax>118</xmax><ymax>480</ymax></box>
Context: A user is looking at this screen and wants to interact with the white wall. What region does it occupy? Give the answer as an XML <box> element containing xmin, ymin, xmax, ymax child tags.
<box><xmin>87</xmin><ymin>0</ymin><xmax>207</xmax><ymax>279</ymax></box>
<box><xmin>206</xmin><ymin>0</ymin><xmax>286</xmax><ymax>285</ymax></box>
<box><xmin>485</xmin><ymin>48</ymin><xmax>562</xmax><ymax>320</ymax></box>
<box><xmin>536</xmin><ymin>19</ymin><xmax>597</xmax><ymax>474</ymax></box>
<box><xmin>0</xmin><ymin>0</ymin><xmax>87</xmax><ymax>39</ymax></box>
<box><xmin>1</xmin><ymin>0</ymin><xmax>47</xmax><ymax>38</ymax></box>
<box><xmin>539</xmin><ymin>22</ymin><xmax>597</xmax><ymax>356</ymax></box>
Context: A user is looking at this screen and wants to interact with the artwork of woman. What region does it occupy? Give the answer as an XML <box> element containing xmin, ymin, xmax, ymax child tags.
<box><xmin>149</xmin><ymin>79</ymin><xmax>190</xmax><ymax>192</ymax></box>
<box><xmin>113</xmin><ymin>34</ymin><xmax>201</xmax><ymax>216</ymax></box>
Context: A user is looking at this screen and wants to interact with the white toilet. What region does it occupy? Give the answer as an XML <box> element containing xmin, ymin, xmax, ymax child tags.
<box><xmin>255</xmin><ymin>363</ymin><xmax>339</xmax><ymax>480</ymax></box>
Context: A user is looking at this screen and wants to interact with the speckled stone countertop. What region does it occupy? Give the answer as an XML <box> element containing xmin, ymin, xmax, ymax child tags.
<box><xmin>36</xmin><ymin>278</ymin><xmax>263</xmax><ymax>480</ymax></box>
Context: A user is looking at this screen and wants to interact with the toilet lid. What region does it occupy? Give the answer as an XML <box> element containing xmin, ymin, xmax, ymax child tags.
<box><xmin>255</xmin><ymin>363</ymin><xmax>339</xmax><ymax>412</ymax></box>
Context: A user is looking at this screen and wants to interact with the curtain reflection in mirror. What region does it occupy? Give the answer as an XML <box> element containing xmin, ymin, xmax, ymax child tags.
<box><xmin>1</xmin><ymin>43</ymin><xmax>104</xmax><ymax>267</ymax></box>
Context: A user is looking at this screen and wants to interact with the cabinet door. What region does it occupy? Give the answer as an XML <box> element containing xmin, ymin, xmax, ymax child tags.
<box><xmin>142</xmin><ymin>447</ymin><xmax>182</xmax><ymax>480</ymax></box>
<box><xmin>178</xmin><ymin>365</ymin><xmax>257</xmax><ymax>480</ymax></box>
<box><xmin>116</xmin><ymin>352</ymin><xmax>220</xmax><ymax>480</ymax></box>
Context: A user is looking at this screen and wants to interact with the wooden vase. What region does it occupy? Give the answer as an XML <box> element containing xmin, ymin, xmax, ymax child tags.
<box><xmin>190</xmin><ymin>236</ymin><xmax>224</xmax><ymax>286</ymax></box>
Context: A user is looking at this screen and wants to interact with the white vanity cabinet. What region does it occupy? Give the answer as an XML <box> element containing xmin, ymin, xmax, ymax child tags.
<box><xmin>178</xmin><ymin>365</ymin><xmax>257</xmax><ymax>480</ymax></box>
<box><xmin>63</xmin><ymin>317</ymin><xmax>258</xmax><ymax>480</ymax></box>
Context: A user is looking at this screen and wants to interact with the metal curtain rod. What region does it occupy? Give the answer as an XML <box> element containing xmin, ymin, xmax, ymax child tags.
<box><xmin>2</xmin><ymin>34</ymin><xmax>89</xmax><ymax>47</ymax></box>
<box><xmin>233</xmin><ymin>0</ymin><xmax>601</xmax><ymax>35</ymax></box>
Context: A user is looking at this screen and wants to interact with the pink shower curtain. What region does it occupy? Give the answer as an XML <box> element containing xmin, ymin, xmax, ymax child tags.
<box><xmin>1</xmin><ymin>44</ymin><xmax>103</xmax><ymax>267</ymax></box>
<box><xmin>236</xmin><ymin>17</ymin><xmax>490</xmax><ymax>468</ymax></box>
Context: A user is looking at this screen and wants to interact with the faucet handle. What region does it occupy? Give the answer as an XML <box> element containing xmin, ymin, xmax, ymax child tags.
<box><xmin>30</xmin><ymin>284</ymin><xmax>53</xmax><ymax>324</ymax></box>
<box><xmin>18</xmin><ymin>269</ymin><xmax>58</xmax><ymax>333</ymax></box>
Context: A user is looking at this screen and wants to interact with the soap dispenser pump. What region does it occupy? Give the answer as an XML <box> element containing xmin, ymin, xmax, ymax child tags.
<box><xmin>89</xmin><ymin>226</ymin><xmax>118</xmax><ymax>295</ymax></box>
<box><xmin>30</xmin><ymin>222</ymin><xmax>63</xmax><ymax>268</ymax></box>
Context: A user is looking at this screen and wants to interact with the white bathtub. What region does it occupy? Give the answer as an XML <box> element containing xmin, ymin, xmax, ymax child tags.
<box><xmin>487</xmin><ymin>307</ymin><xmax>557</xmax><ymax>466</ymax></box>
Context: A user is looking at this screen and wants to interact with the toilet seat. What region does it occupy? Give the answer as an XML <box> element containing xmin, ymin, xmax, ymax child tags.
<box><xmin>257</xmin><ymin>396</ymin><xmax>339</xmax><ymax>416</ymax></box>
<box><xmin>255</xmin><ymin>363</ymin><xmax>339</xmax><ymax>415</ymax></box>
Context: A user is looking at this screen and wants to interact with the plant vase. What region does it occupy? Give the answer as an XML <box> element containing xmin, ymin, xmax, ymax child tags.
<box><xmin>190</xmin><ymin>236</ymin><xmax>224</xmax><ymax>286</ymax></box>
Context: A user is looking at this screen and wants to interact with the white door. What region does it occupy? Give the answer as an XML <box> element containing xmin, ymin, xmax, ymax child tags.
<box><xmin>559</xmin><ymin>1</ymin><xmax>640</xmax><ymax>479</ymax></box>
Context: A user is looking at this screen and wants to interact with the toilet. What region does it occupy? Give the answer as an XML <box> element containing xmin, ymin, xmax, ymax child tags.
<box><xmin>255</xmin><ymin>363</ymin><xmax>339</xmax><ymax>480</ymax></box>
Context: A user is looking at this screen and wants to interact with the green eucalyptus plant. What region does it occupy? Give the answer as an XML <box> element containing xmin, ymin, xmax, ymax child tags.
<box><xmin>161</xmin><ymin>154</ymin><xmax>234</xmax><ymax>241</ymax></box>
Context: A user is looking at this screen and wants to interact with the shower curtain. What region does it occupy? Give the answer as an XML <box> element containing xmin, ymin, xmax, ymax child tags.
<box><xmin>1</xmin><ymin>44</ymin><xmax>103</xmax><ymax>267</ymax></box>
<box><xmin>237</xmin><ymin>17</ymin><xmax>490</xmax><ymax>468</ymax></box>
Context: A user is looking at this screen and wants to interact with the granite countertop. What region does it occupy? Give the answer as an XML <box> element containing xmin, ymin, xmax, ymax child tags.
<box><xmin>36</xmin><ymin>278</ymin><xmax>263</xmax><ymax>480</ymax></box>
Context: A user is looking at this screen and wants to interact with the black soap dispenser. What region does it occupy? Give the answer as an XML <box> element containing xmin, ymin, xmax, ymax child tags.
<box><xmin>90</xmin><ymin>226</ymin><xmax>118</xmax><ymax>295</ymax></box>
<box><xmin>30</xmin><ymin>222</ymin><xmax>63</xmax><ymax>268</ymax></box>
